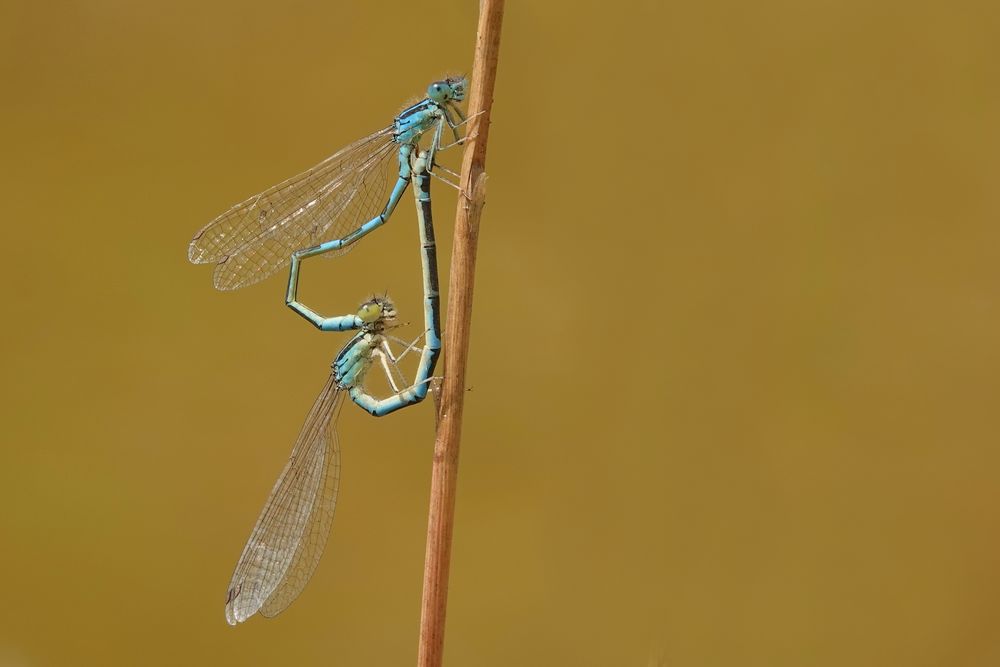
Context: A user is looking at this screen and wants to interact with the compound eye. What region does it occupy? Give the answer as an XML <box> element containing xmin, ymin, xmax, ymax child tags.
<box><xmin>358</xmin><ymin>302</ymin><xmax>383</xmax><ymax>323</ymax></box>
<box><xmin>428</xmin><ymin>81</ymin><xmax>449</xmax><ymax>101</ymax></box>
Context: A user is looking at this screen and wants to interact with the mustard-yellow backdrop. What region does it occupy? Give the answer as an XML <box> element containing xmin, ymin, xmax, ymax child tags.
<box><xmin>2</xmin><ymin>1</ymin><xmax>998</xmax><ymax>665</ymax></box>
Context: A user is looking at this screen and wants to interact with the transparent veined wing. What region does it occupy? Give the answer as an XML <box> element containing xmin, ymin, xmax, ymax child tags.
<box><xmin>225</xmin><ymin>376</ymin><xmax>344</xmax><ymax>625</ymax></box>
<box><xmin>190</xmin><ymin>126</ymin><xmax>398</xmax><ymax>291</ymax></box>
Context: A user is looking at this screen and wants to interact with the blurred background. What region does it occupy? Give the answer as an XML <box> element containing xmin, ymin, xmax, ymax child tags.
<box><xmin>2</xmin><ymin>1</ymin><xmax>999</xmax><ymax>665</ymax></box>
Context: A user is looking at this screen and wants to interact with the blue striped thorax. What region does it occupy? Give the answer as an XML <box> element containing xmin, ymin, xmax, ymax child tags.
<box><xmin>393</xmin><ymin>77</ymin><xmax>467</xmax><ymax>144</ymax></box>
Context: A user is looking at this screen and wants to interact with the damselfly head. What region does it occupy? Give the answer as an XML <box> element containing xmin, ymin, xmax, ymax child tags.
<box><xmin>357</xmin><ymin>295</ymin><xmax>397</xmax><ymax>325</ymax></box>
<box><xmin>428</xmin><ymin>77</ymin><xmax>467</xmax><ymax>104</ymax></box>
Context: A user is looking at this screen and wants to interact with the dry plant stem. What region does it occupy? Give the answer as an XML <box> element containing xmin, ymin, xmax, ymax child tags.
<box><xmin>416</xmin><ymin>1</ymin><xmax>504</xmax><ymax>665</ymax></box>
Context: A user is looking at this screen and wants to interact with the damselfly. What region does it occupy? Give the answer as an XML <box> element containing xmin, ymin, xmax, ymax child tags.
<box><xmin>223</xmin><ymin>152</ymin><xmax>441</xmax><ymax>624</ymax></box>
<box><xmin>189</xmin><ymin>77</ymin><xmax>466</xmax><ymax>291</ymax></box>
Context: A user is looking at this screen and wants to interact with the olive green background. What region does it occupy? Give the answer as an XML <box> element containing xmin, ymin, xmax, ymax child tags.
<box><xmin>2</xmin><ymin>1</ymin><xmax>999</xmax><ymax>665</ymax></box>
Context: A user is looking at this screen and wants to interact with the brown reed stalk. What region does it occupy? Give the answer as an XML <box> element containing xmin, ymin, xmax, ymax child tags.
<box><xmin>416</xmin><ymin>2</ymin><xmax>505</xmax><ymax>665</ymax></box>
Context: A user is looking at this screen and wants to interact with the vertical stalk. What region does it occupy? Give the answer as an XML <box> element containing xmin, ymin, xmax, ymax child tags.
<box><xmin>416</xmin><ymin>2</ymin><xmax>505</xmax><ymax>665</ymax></box>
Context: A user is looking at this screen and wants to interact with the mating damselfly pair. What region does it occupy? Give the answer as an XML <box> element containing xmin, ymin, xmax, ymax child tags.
<box><xmin>188</xmin><ymin>76</ymin><xmax>470</xmax><ymax>625</ymax></box>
